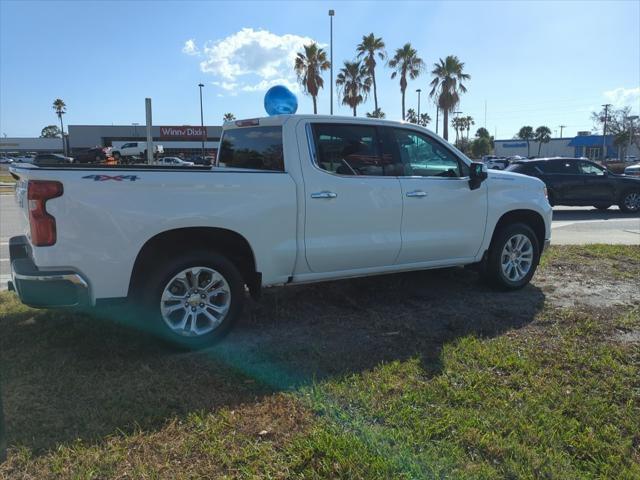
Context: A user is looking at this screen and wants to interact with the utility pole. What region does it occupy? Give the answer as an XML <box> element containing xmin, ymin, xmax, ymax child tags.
<box><xmin>559</xmin><ymin>125</ymin><xmax>566</xmax><ymax>139</ymax></box>
<box><xmin>416</xmin><ymin>89</ymin><xmax>421</xmax><ymax>118</ymax></box>
<box><xmin>198</xmin><ymin>83</ymin><xmax>205</xmax><ymax>161</ymax></box>
<box><xmin>329</xmin><ymin>9</ymin><xmax>334</xmax><ymax>115</ymax></box>
<box><xmin>602</xmin><ymin>103</ymin><xmax>612</xmax><ymax>161</ymax></box>
<box><xmin>484</xmin><ymin>99</ymin><xmax>487</xmax><ymax>128</ymax></box>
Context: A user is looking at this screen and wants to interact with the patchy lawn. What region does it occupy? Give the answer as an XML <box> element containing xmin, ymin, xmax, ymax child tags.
<box><xmin>1</xmin><ymin>245</ymin><xmax>639</xmax><ymax>479</ymax></box>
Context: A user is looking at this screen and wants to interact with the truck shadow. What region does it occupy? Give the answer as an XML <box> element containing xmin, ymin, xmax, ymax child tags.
<box><xmin>0</xmin><ymin>267</ymin><xmax>545</xmax><ymax>454</ymax></box>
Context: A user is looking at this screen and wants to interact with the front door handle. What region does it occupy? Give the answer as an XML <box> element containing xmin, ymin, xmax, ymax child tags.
<box><xmin>311</xmin><ymin>191</ymin><xmax>338</xmax><ymax>199</ymax></box>
<box><xmin>406</xmin><ymin>190</ymin><xmax>427</xmax><ymax>198</ymax></box>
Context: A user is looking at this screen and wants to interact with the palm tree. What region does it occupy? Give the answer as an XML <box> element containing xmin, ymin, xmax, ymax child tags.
<box><xmin>464</xmin><ymin>116</ymin><xmax>475</xmax><ymax>140</ymax></box>
<box><xmin>534</xmin><ymin>126</ymin><xmax>552</xmax><ymax>156</ymax></box>
<box><xmin>428</xmin><ymin>55</ymin><xmax>470</xmax><ymax>141</ymax></box>
<box><xmin>388</xmin><ymin>43</ymin><xmax>424</xmax><ymax>121</ymax></box>
<box><xmin>294</xmin><ymin>43</ymin><xmax>330</xmax><ymax>114</ymax></box>
<box><xmin>366</xmin><ymin>108</ymin><xmax>386</xmax><ymax>118</ymax></box>
<box><xmin>451</xmin><ymin>117</ymin><xmax>463</xmax><ymax>143</ymax></box>
<box><xmin>517</xmin><ymin>126</ymin><xmax>534</xmax><ymax>156</ymax></box>
<box><xmin>418</xmin><ymin>113</ymin><xmax>431</xmax><ymax>127</ymax></box>
<box><xmin>52</xmin><ymin>98</ymin><xmax>66</xmax><ymax>155</ymax></box>
<box><xmin>335</xmin><ymin>60</ymin><xmax>371</xmax><ymax>117</ymax></box>
<box><xmin>406</xmin><ymin>108</ymin><xmax>418</xmax><ymax>124</ymax></box>
<box><xmin>356</xmin><ymin>33</ymin><xmax>386</xmax><ymax>113</ymax></box>
<box><xmin>223</xmin><ymin>113</ymin><xmax>236</xmax><ymax>122</ymax></box>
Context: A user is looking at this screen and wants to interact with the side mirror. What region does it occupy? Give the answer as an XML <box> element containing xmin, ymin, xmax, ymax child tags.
<box><xmin>469</xmin><ymin>162</ymin><xmax>488</xmax><ymax>190</ymax></box>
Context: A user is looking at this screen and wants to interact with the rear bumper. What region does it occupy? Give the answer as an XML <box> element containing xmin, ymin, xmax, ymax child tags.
<box><xmin>8</xmin><ymin>236</ymin><xmax>90</xmax><ymax>308</ymax></box>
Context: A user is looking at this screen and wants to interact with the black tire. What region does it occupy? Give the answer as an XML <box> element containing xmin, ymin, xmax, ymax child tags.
<box><xmin>139</xmin><ymin>250</ymin><xmax>245</xmax><ymax>349</ymax></box>
<box><xmin>483</xmin><ymin>222</ymin><xmax>540</xmax><ymax>290</ymax></box>
<box><xmin>593</xmin><ymin>204</ymin><xmax>611</xmax><ymax>210</ymax></box>
<box><xmin>618</xmin><ymin>190</ymin><xmax>640</xmax><ymax>213</ymax></box>
<box><xmin>113</xmin><ymin>151</ymin><xmax>121</xmax><ymax>161</ymax></box>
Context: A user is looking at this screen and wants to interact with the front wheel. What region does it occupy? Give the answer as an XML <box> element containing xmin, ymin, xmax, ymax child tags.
<box><xmin>483</xmin><ymin>223</ymin><xmax>540</xmax><ymax>290</ymax></box>
<box><xmin>618</xmin><ymin>191</ymin><xmax>640</xmax><ymax>213</ymax></box>
<box><xmin>140</xmin><ymin>251</ymin><xmax>245</xmax><ymax>349</ymax></box>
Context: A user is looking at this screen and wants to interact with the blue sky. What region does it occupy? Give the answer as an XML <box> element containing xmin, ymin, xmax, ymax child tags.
<box><xmin>1</xmin><ymin>0</ymin><xmax>639</xmax><ymax>139</ymax></box>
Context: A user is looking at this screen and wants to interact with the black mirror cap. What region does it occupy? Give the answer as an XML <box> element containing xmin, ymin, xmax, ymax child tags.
<box><xmin>469</xmin><ymin>161</ymin><xmax>488</xmax><ymax>190</ymax></box>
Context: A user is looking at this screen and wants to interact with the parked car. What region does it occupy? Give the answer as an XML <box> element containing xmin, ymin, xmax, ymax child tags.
<box><xmin>486</xmin><ymin>158</ymin><xmax>510</xmax><ymax>170</ymax></box>
<box><xmin>72</xmin><ymin>146</ymin><xmax>113</xmax><ymax>164</ymax></box>
<box><xmin>188</xmin><ymin>155</ymin><xmax>215</xmax><ymax>166</ymax></box>
<box><xmin>154</xmin><ymin>156</ymin><xmax>195</xmax><ymax>166</ymax></box>
<box><xmin>507</xmin><ymin>157</ymin><xmax>640</xmax><ymax>212</ymax></box>
<box><xmin>624</xmin><ymin>163</ymin><xmax>640</xmax><ymax>177</ymax></box>
<box><xmin>0</xmin><ymin>156</ymin><xmax>13</xmax><ymax>164</ymax></box>
<box><xmin>112</xmin><ymin>142</ymin><xmax>164</xmax><ymax>162</ymax></box>
<box><xmin>623</xmin><ymin>155</ymin><xmax>638</xmax><ymax>163</ymax></box>
<box><xmin>9</xmin><ymin>115</ymin><xmax>551</xmax><ymax>349</ymax></box>
<box><xmin>32</xmin><ymin>153</ymin><xmax>73</xmax><ymax>166</ymax></box>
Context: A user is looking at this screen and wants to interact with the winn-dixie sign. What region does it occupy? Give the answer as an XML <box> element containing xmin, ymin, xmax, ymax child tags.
<box><xmin>159</xmin><ymin>126</ymin><xmax>207</xmax><ymax>139</ymax></box>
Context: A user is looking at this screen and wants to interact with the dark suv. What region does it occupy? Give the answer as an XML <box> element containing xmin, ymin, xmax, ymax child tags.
<box><xmin>507</xmin><ymin>157</ymin><xmax>640</xmax><ymax>213</ymax></box>
<box><xmin>32</xmin><ymin>153</ymin><xmax>72</xmax><ymax>166</ymax></box>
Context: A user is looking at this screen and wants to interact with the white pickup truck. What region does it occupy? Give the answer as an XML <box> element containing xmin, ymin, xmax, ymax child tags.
<box><xmin>9</xmin><ymin>115</ymin><xmax>552</xmax><ymax>348</ymax></box>
<box><xmin>111</xmin><ymin>141</ymin><xmax>164</xmax><ymax>162</ymax></box>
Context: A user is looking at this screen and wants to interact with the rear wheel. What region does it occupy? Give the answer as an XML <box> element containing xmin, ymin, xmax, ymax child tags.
<box><xmin>113</xmin><ymin>152</ymin><xmax>121</xmax><ymax>161</ymax></box>
<box><xmin>483</xmin><ymin>223</ymin><xmax>540</xmax><ymax>290</ymax></box>
<box><xmin>619</xmin><ymin>190</ymin><xmax>640</xmax><ymax>213</ymax></box>
<box><xmin>140</xmin><ymin>251</ymin><xmax>245</xmax><ymax>349</ymax></box>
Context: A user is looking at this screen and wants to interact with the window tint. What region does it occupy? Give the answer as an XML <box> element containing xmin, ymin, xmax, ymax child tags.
<box><xmin>311</xmin><ymin>123</ymin><xmax>400</xmax><ymax>176</ymax></box>
<box><xmin>579</xmin><ymin>161</ymin><xmax>605</xmax><ymax>175</ymax></box>
<box><xmin>218</xmin><ymin>126</ymin><xmax>284</xmax><ymax>171</ymax></box>
<box><xmin>541</xmin><ymin>160</ymin><xmax>579</xmax><ymax>174</ymax></box>
<box><xmin>392</xmin><ymin>128</ymin><xmax>462</xmax><ymax>177</ymax></box>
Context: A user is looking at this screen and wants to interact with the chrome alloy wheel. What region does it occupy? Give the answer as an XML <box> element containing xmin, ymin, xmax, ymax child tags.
<box><xmin>160</xmin><ymin>267</ymin><xmax>231</xmax><ymax>337</ymax></box>
<box><xmin>623</xmin><ymin>192</ymin><xmax>640</xmax><ymax>212</ymax></box>
<box><xmin>500</xmin><ymin>234</ymin><xmax>534</xmax><ymax>282</ymax></box>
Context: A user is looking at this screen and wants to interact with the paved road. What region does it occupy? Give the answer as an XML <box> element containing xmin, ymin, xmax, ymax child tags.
<box><xmin>0</xmin><ymin>193</ymin><xmax>638</xmax><ymax>290</ymax></box>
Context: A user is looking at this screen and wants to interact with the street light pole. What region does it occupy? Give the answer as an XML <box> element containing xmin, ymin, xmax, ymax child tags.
<box><xmin>416</xmin><ymin>89</ymin><xmax>421</xmax><ymax>119</ymax></box>
<box><xmin>198</xmin><ymin>83</ymin><xmax>205</xmax><ymax>161</ymax></box>
<box><xmin>329</xmin><ymin>10</ymin><xmax>335</xmax><ymax>115</ymax></box>
<box><xmin>559</xmin><ymin>125</ymin><xmax>566</xmax><ymax>139</ymax></box>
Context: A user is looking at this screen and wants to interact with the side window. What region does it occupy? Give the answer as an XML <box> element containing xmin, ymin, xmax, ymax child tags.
<box><xmin>218</xmin><ymin>126</ymin><xmax>284</xmax><ymax>171</ymax></box>
<box><xmin>311</xmin><ymin>123</ymin><xmax>399</xmax><ymax>176</ymax></box>
<box><xmin>579</xmin><ymin>161</ymin><xmax>605</xmax><ymax>175</ymax></box>
<box><xmin>392</xmin><ymin>128</ymin><xmax>463</xmax><ymax>177</ymax></box>
<box><xmin>543</xmin><ymin>160</ymin><xmax>579</xmax><ymax>174</ymax></box>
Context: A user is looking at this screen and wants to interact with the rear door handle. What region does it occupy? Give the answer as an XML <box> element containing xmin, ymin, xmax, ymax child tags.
<box><xmin>406</xmin><ymin>190</ymin><xmax>427</xmax><ymax>198</ymax></box>
<box><xmin>311</xmin><ymin>191</ymin><xmax>337</xmax><ymax>199</ymax></box>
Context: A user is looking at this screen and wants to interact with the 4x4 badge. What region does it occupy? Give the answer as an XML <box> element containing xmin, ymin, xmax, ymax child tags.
<box><xmin>82</xmin><ymin>174</ymin><xmax>139</xmax><ymax>182</ymax></box>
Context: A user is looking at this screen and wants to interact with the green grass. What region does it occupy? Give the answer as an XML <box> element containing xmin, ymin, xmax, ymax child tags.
<box><xmin>0</xmin><ymin>174</ymin><xmax>15</xmax><ymax>184</ymax></box>
<box><xmin>1</xmin><ymin>246</ymin><xmax>639</xmax><ymax>478</ymax></box>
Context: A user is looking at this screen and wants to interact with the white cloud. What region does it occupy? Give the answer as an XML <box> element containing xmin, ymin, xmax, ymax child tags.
<box><xmin>185</xmin><ymin>28</ymin><xmax>320</xmax><ymax>93</ymax></box>
<box><xmin>241</xmin><ymin>78</ymin><xmax>300</xmax><ymax>93</ymax></box>
<box><xmin>182</xmin><ymin>39</ymin><xmax>199</xmax><ymax>56</ymax></box>
<box><xmin>603</xmin><ymin>87</ymin><xmax>640</xmax><ymax>109</ymax></box>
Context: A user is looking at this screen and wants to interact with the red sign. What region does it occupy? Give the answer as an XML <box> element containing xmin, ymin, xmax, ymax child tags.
<box><xmin>159</xmin><ymin>126</ymin><xmax>207</xmax><ymax>139</ymax></box>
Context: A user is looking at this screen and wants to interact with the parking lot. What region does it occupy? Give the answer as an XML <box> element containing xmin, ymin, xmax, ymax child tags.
<box><xmin>1</xmin><ymin>193</ymin><xmax>637</xmax><ymax>290</ymax></box>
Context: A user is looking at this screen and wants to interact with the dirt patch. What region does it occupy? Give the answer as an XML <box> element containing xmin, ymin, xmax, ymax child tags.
<box><xmin>538</xmin><ymin>257</ymin><xmax>639</xmax><ymax>309</ymax></box>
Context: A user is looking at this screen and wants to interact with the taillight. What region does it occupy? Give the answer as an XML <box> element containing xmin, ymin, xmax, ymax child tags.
<box><xmin>27</xmin><ymin>180</ymin><xmax>63</xmax><ymax>246</ymax></box>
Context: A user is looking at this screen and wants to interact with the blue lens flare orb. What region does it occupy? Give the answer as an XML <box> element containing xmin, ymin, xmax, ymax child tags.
<box><xmin>264</xmin><ymin>85</ymin><xmax>298</xmax><ymax>116</ymax></box>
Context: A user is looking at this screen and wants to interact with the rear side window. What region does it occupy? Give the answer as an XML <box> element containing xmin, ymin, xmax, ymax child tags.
<box><xmin>312</xmin><ymin>123</ymin><xmax>398</xmax><ymax>176</ymax></box>
<box><xmin>218</xmin><ymin>126</ymin><xmax>284</xmax><ymax>171</ymax></box>
<box><xmin>542</xmin><ymin>160</ymin><xmax>579</xmax><ymax>174</ymax></box>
